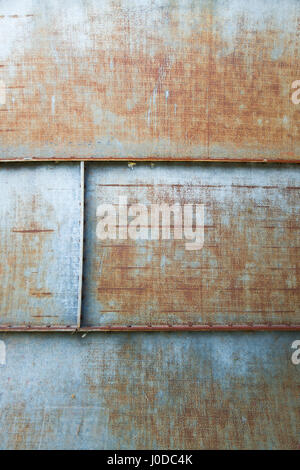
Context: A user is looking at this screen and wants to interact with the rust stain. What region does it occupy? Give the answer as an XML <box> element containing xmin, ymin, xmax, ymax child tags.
<box><xmin>29</xmin><ymin>290</ymin><xmax>53</xmax><ymax>298</ymax></box>
<box><xmin>0</xmin><ymin>324</ymin><xmax>300</xmax><ymax>332</ymax></box>
<box><xmin>82</xmin><ymin>164</ymin><xmax>300</xmax><ymax>328</ymax></box>
<box><xmin>78</xmin><ymin>333</ymin><xmax>300</xmax><ymax>449</ymax></box>
<box><xmin>0</xmin><ymin>2</ymin><xmax>299</xmax><ymax>160</ymax></box>
<box><xmin>0</xmin><ymin>165</ymin><xmax>81</xmax><ymax>328</ymax></box>
<box><xmin>0</xmin><ymin>333</ymin><xmax>298</xmax><ymax>449</ymax></box>
<box><xmin>12</xmin><ymin>229</ymin><xmax>54</xmax><ymax>234</ymax></box>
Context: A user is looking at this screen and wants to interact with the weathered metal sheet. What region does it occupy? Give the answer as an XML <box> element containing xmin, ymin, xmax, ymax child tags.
<box><xmin>0</xmin><ymin>163</ymin><xmax>82</xmax><ymax>327</ymax></box>
<box><xmin>82</xmin><ymin>162</ymin><xmax>300</xmax><ymax>328</ymax></box>
<box><xmin>0</xmin><ymin>0</ymin><xmax>299</xmax><ymax>162</ymax></box>
<box><xmin>0</xmin><ymin>332</ymin><xmax>299</xmax><ymax>449</ymax></box>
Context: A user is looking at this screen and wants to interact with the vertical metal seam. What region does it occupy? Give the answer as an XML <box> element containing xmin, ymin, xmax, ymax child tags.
<box><xmin>77</xmin><ymin>161</ymin><xmax>85</xmax><ymax>328</ymax></box>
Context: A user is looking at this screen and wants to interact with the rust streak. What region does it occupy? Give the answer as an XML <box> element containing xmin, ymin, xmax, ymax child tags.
<box><xmin>11</xmin><ymin>229</ymin><xmax>54</xmax><ymax>233</ymax></box>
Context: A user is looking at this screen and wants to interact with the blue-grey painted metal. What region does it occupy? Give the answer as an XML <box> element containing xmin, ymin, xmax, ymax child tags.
<box><xmin>0</xmin><ymin>0</ymin><xmax>298</xmax><ymax>452</ymax></box>
<box><xmin>82</xmin><ymin>162</ymin><xmax>300</xmax><ymax>328</ymax></box>
<box><xmin>0</xmin><ymin>332</ymin><xmax>299</xmax><ymax>449</ymax></box>
<box><xmin>0</xmin><ymin>164</ymin><xmax>81</xmax><ymax>328</ymax></box>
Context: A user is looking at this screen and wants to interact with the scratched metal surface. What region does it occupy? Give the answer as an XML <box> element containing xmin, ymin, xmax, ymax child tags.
<box><xmin>0</xmin><ymin>332</ymin><xmax>298</xmax><ymax>449</ymax></box>
<box><xmin>82</xmin><ymin>162</ymin><xmax>300</xmax><ymax>328</ymax></box>
<box><xmin>0</xmin><ymin>163</ymin><xmax>81</xmax><ymax>327</ymax></box>
<box><xmin>0</xmin><ymin>0</ymin><xmax>299</xmax><ymax>162</ymax></box>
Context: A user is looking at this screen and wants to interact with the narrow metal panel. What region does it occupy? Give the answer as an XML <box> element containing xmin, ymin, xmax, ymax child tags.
<box><xmin>0</xmin><ymin>0</ymin><xmax>299</xmax><ymax>161</ymax></box>
<box><xmin>0</xmin><ymin>163</ymin><xmax>81</xmax><ymax>327</ymax></box>
<box><xmin>77</xmin><ymin>162</ymin><xmax>85</xmax><ymax>328</ymax></box>
<box><xmin>82</xmin><ymin>162</ymin><xmax>300</xmax><ymax>328</ymax></box>
<box><xmin>0</xmin><ymin>332</ymin><xmax>299</xmax><ymax>449</ymax></box>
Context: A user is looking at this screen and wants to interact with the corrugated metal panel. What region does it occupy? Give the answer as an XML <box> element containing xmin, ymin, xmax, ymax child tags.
<box><xmin>0</xmin><ymin>0</ymin><xmax>299</xmax><ymax>161</ymax></box>
<box><xmin>82</xmin><ymin>162</ymin><xmax>300</xmax><ymax>328</ymax></box>
<box><xmin>0</xmin><ymin>332</ymin><xmax>299</xmax><ymax>449</ymax></box>
<box><xmin>0</xmin><ymin>163</ymin><xmax>82</xmax><ymax>328</ymax></box>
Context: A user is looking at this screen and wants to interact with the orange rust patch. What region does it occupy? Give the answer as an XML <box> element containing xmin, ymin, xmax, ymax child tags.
<box><xmin>82</xmin><ymin>165</ymin><xmax>300</xmax><ymax>327</ymax></box>
<box><xmin>0</xmin><ymin>3</ymin><xmax>299</xmax><ymax>160</ymax></box>
<box><xmin>29</xmin><ymin>290</ymin><xmax>53</xmax><ymax>298</ymax></box>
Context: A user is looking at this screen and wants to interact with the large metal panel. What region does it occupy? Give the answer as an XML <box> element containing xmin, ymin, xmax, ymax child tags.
<box><xmin>0</xmin><ymin>163</ymin><xmax>82</xmax><ymax>328</ymax></box>
<box><xmin>0</xmin><ymin>332</ymin><xmax>299</xmax><ymax>449</ymax></box>
<box><xmin>0</xmin><ymin>0</ymin><xmax>299</xmax><ymax>162</ymax></box>
<box><xmin>82</xmin><ymin>162</ymin><xmax>300</xmax><ymax>328</ymax></box>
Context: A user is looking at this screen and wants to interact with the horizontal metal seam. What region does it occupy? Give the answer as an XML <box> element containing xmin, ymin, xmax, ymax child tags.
<box><xmin>0</xmin><ymin>324</ymin><xmax>300</xmax><ymax>332</ymax></box>
<box><xmin>0</xmin><ymin>159</ymin><xmax>300</xmax><ymax>164</ymax></box>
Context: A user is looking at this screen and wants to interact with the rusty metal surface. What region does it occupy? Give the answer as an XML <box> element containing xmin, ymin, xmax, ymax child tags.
<box><xmin>79</xmin><ymin>325</ymin><xmax>300</xmax><ymax>331</ymax></box>
<box><xmin>0</xmin><ymin>0</ymin><xmax>299</xmax><ymax>162</ymax></box>
<box><xmin>82</xmin><ymin>162</ymin><xmax>300</xmax><ymax>328</ymax></box>
<box><xmin>2</xmin><ymin>324</ymin><xmax>300</xmax><ymax>332</ymax></box>
<box><xmin>0</xmin><ymin>163</ymin><xmax>81</xmax><ymax>327</ymax></box>
<box><xmin>0</xmin><ymin>161</ymin><xmax>299</xmax><ymax>331</ymax></box>
<box><xmin>0</xmin><ymin>331</ymin><xmax>299</xmax><ymax>449</ymax></box>
<box><xmin>1</xmin><ymin>325</ymin><xmax>300</xmax><ymax>332</ymax></box>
